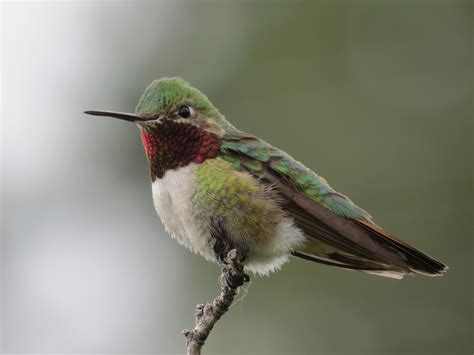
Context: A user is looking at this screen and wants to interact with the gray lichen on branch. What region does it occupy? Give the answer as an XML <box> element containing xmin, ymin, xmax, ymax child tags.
<box><xmin>183</xmin><ymin>249</ymin><xmax>250</xmax><ymax>355</ymax></box>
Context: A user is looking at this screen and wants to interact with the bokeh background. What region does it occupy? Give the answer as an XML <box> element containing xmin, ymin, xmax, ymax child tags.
<box><xmin>1</xmin><ymin>1</ymin><xmax>472</xmax><ymax>354</ymax></box>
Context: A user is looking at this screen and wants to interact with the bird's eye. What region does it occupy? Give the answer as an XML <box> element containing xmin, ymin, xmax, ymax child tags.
<box><xmin>178</xmin><ymin>105</ymin><xmax>191</xmax><ymax>118</ymax></box>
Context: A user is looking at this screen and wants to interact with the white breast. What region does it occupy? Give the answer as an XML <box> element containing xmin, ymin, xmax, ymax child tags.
<box><xmin>151</xmin><ymin>165</ymin><xmax>215</xmax><ymax>262</ymax></box>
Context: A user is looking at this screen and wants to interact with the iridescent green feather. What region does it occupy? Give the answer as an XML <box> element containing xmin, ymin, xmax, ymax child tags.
<box><xmin>192</xmin><ymin>158</ymin><xmax>282</xmax><ymax>242</ymax></box>
<box><xmin>220</xmin><ymin>136</ymin><xmax>372</xmax><ymax>221</ymax></box>
<box><xmin>135</xmin><ymin>77</ymin><xmax>220</xmax><ymax>118</ymax></box>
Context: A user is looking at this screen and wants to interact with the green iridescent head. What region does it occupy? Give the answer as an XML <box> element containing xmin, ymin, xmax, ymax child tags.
<box><xmin>135</xmin><ymin>77</ymin><xmax>213</xmax><ymax>116</ymax></box>
<box><xmin>135</xmin><ymin>77</ymin><xmax>218</xmax><ymax>118</ymax></box>
<box><xmin>133</xmin><ymin>77</ymin><xmax>232</xmax><ymax>136</ymax></box>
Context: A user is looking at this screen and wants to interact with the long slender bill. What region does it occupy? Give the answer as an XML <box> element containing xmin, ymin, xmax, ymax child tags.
<box><xmin>84</xmin><ymin>110</ymin><xmax>145</xmax><ymax>122</ymax></box>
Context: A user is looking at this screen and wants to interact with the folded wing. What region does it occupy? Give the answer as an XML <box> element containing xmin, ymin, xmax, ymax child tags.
<box><xmin>219</xmin><ymin>131</ymin><xmax>447</xmax><ymax>278</ymax></box>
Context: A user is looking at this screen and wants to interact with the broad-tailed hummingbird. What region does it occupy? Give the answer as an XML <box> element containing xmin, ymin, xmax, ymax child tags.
<box><xmin>85</xmin><ymin>77</ymin><xmax>447</xmax><ymax>279</ymax></box>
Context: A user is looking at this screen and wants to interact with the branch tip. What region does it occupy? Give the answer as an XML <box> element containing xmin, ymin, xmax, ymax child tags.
<box><xmin>183</xmin><ymin>249</ymin><xmax>250</xmax><ymax>355</ymax></box>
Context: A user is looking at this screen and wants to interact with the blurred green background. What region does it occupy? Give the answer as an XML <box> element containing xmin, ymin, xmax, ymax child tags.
<box><xmin>2</xmin><ymin>1</ymin><xmax>472</xmax><ymax>354</ymax></box>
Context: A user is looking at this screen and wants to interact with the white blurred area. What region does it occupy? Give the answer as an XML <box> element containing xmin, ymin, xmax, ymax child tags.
<box><xmin>1</xmin><ymin>1</ymin><xmax>472</xmax><ymax>354</ymax></box>
<box><xmin>1</xmin><ymin>2</ymin><xmax>171</xmax><ymax>352</ymax></box>
<box><xmin>1</xmin><ymin>2</ymin><xmax>249</xmax><ymax>352</ymax></box>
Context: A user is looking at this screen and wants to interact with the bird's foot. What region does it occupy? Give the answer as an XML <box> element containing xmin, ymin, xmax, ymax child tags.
<box><xmin>224</xmin><ymin>270</ymin><xmax>250</xmax><ymax>289</ymax></box>
<box><xmin>221</xmin><ymin>249</ymin><xmax>249</xmax><ymax>289</ymax></box>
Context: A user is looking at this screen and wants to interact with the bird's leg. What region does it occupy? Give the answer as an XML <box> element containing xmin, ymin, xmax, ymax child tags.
<box><xmin>210</xmin><ymin>220</ymin><xmax>249</xmax><ymax>287</ymax></box>
<box><xmin>221</xmin><ymin>249</ymin><xmax>249</xmax><ymax>289</ymax></box>
<box><xmin>209</xmin><ymin>219</ymin><xmax>243</xmax><ymax>263</ymax></box>
<box><xmin>211</xmin><ymin>233</ymin><xmax>230</xmax><ymax>265</ymax></box>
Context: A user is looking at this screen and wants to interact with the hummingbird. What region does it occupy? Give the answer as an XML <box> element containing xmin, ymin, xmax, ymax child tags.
<box><xmin>85</xmin><ymin>77</ymin><xmax>447</xmax><ymax>279</ymax></box>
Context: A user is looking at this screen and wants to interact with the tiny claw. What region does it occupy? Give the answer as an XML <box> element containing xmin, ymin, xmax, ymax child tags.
<box><xmin>225</xmin><ymin>271</ymin><xmax>247</xmax><ymax>289</ymax></box>
<box><xmin>216</xmin><ymin>254</ymin><xmax>226</xmax><ymax>265</ymax></box>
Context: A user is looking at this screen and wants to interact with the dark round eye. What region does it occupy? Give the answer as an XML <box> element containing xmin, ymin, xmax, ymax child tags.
<box><xmin>178</xmin><ymin>105</ymin><xmax>191</xmax><ymax>118</ymax></box>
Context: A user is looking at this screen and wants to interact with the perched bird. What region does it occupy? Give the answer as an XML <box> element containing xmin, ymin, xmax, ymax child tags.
<box><xmin>85</xmin><ymin>77</ymin><xmax>447</xmax><ymax>279</ymax></box>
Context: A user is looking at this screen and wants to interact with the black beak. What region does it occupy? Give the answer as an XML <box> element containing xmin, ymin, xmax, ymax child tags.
<box><xmin>83</xmin><ymin>110</ymin><xmax>145</xmax><ymax>122</ymax></box>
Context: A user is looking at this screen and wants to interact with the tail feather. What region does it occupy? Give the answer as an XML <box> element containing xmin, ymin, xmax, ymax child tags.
<box><xmin>292</xmin><ymin>250</ymin><xmax>407</xmax><ymax>279</ymax></box>
<box><xmin>293</xmin><ymin>220</ymin><xmax>448</xmax><ymax>279</ymax></box>
<box><xmin>350</xmin><ymin>220</ymin><xmax>448</xmax><ymax>276</ymax></box>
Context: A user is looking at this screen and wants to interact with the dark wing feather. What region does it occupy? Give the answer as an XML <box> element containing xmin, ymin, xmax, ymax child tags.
<box><xmin>350</xmin><ymin>219</ymin><xmax>447</xmax><ymax>275</ymax></box>
<box><xmin>264</xmin><ymin>171</ymin><xmax>412</xmax><ymax>272</ymax></box>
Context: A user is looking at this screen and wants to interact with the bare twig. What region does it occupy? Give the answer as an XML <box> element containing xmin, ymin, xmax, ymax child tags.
<box><xmin>182</xmin><ymin>249</ymin><xmax>250</xmax><ymax>355</ymax></box>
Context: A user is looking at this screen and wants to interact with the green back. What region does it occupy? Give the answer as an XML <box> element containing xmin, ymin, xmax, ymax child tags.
<box><xmin>219</xmin><ymin>134</ymin><xmax>372</xmax><ymax>221</ymax></box>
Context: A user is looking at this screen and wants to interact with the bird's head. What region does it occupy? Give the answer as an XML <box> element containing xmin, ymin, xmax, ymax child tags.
<box><xmin>86</xmin><ymin>77</ymin><xmax>227</xmax><ymax>132</ymax></box>
<box><xmin>85</xmin><ymin>77</ymin><xmax>231</xmax><ymax>179</ymax></box>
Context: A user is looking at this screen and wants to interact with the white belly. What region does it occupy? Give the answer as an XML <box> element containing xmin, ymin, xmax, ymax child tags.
<box><xmin>151</xmin><ymin>165</ymin><xmax>215</xmax><ymax>262</ymax></box>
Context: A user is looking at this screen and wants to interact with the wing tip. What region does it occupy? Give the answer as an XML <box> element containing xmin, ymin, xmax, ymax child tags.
<box><xmin>412</xmin><ymin>262</ymin><xmax>449</xmax><ymax>277</ymax></box>
<box><xmin>292</xmin><ymin>250</ymin><xmax>448</xmax><ymax>279</ymax></box>
<box><xmin>351</xmin><ymin>219</ymin><xmax>449</xmax><ymax>277</ymax></box>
